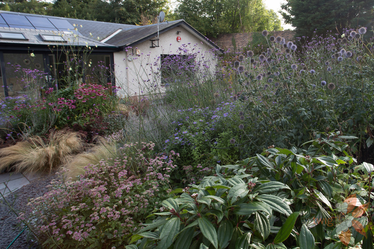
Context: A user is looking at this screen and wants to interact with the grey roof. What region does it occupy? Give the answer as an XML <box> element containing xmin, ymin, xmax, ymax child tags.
<box><xmin>0</xmin><ymin>11</ymin><xmax>222</xmax><ymax>52</ymax></box>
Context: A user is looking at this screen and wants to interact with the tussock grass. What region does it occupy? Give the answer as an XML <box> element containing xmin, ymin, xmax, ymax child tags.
<box><xmin>0</xmin><ymin>129</ymin><xmax>85</xmax><ymax>174</ymax></box>
<box><xmin>63</xmin><ymin>138</ymin><xmax>117</xmax><ymax>180</ymax></box>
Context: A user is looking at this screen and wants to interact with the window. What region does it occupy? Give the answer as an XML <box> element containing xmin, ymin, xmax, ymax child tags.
<box><xmin>160</xmin><ymin>54</ymin><xmax>195</xmax><ymax>86</ymax></box>
<box><xmin>40</xmin><ymin>34</ymin><xmax>66</xmax><ymax>42</ymax></box>
<box><xmin>0</xmin><ymin>32</ymin><xmax>27</xmax><ymax>40</ymax></box>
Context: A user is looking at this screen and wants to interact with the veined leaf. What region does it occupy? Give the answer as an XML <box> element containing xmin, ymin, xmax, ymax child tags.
<box><xmin>273</xmin><ymin>212</ymin><xmax>300</xmax><ymax>244</ymax></box>
<box><xmin>316</xmin><ymin>156</ymin><xmax>338</xmax><ymax>167</ymax></box>
<box><xmin>137</xmin><ymin>218</ymin><xmax>167</xmax><ymax>233</ymax></box>
<box><xmin>138</xmin><ymin>231</ymin><xmax>159</xmax><ymax>240</ymax></box>
<box><xmin>125</xmin><ymin>245</ymin><xmax>138</xmax><ymax>249</ymax></box>
<box><xmin>314</xmin><ymin>190</ymin><xmax>332</xmax><ymax>210</ymax></box>
<box><xmin>256</xmin><ymin>194</ymin><xmax>292</xmax><ymax>216</ymax></box>
<box><xmin>299</xmin><ymin>224</ymin><xmax>315</xmax><ymax>249</ymax></box>
<box><xmin>199</xmin><ymin>243</ymin><xmax>209</xmax><ymax>249</ymax></box>
<box><xmin>174</xmin><ymin>227</ymin><xmax>195</xmax><ymax>249</ymax></box>
<box><xmin>255</xmin><ymin>212</ymin><xmax>270</xmax><ymax>241</ymax></box>
<box><xmin>236</xmin><ymin>202</ymin><xmax>271</xmax><ymax>215</ymax></box>
<box><xmin>205</xmin><ymin>195</ymin><xmax>225</xmax><ymax>204</ymax></box>
<box><xmin>217</xmin><ymin>219</ymin><xmax>234</xmax><ymax>248</ymax></box>
<box><xmin>198</xmin><ymin>217</ymin><xmax>218</xmax><ymax>249</ymax></box>
<box><xmin>253</xmin><ymin>181</ymin><xmax>290</xmax><ymax>194</ymax></box>
<box><xmin>227</xmin><ymin>177</ymin><xmax>245</xmax><ymax>186</ymax></box>
<box><xmin>156</xmin><ymin>217</ymin><xmax>180</xmax><ymax>249</ymax></box>
<box><xmin>227</xmin><ymin>183</ymin><xmax>249</xmax><ymax>204</ymax></box>
<box><xmin>162</xmin><ymin>198</ymin><xmax>179</xmax><ymax>212</ymax></box>
<box><xmin>257</xmin><ymin>154</ymin><xmax>275</xmax><ymax>169</ymax></box>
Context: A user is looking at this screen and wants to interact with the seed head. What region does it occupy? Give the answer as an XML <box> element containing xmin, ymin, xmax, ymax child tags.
<box><xmin>285</xmin><ymin>48</ymin><xmax>290</xmax><ymax>54</ymax></box>
<box><xmin>259</xmin><ymin>54</ymin><xmax>266</xmax><ymax>62</ymax></box>
<box><xmin>247</xmin><ymin>50</ymin><xmax>254</xmax><ymax>57</ymax></box>
<box><xmin>234</xmin><ymin>61</ymin><xmax>240</xmax><ymax>67</ymax></box>
<box><xmin>325</xmin><ymin>61</ymin><xmax>329</xmax><ymax>66</ymax></box>
<box><xmin>269</xmin><ymin>36</ymin><xmax>275</xmax><ymax>42</ymax></box>
<box><xmin>328</xmin><ymin>83</ymin><xmax>335</xmax><ymax>90</ymax></box>
<box><xmin>230</xmin><ymin>138</ymin><xmax>236</xmax><ymax>144</ymax></box>
<box><xmin>327</xmin><ymin>66</ymin><xmax>332</xmax><ymax>71</ymax></box>
<box><xmin>291</xmin><ymin>44</ymin><xmax>297</xmax><ymax>51</ymax></box>
<box><xmin>310</xmin><ymin>69</ymin><xmax>316</xmax><ymax>74</ymax></box>
<box><xmin>354</xmin><ymin>33</ymin><xmax>360</xmax><ymax>39</ymax></box>
<box><xmin>287</xmin><ymin>41</ymin><xmax>293</xmax><ymax>48</ymax></box>
<box><xmin>321</xmin><ymin>80</ymin><xmax>327</xmax><ymax>86</ymax></box>
<box><xmin>337</xmin><ymin>56</ymin><xmax>343</xmax><ymax>62</ymax></box>
<box><xmin>239</xmin><ymin>124</ymin><xmax>244</xmax><ymax>129</ymax></box>
<box><xmin>291</xmin><ymin>64</ymin><xmax>297</xmax><ymax>70</ymax></box>
<box><xmin>238</xmin><ymin>65</ymin><xmax>245</xmax><ymax>73</ymax></box>
<box><xmin>358</xmin><ymin>27</ymin><xmax>367</xmax><ymax>35</ymax></box>
<box><xmin>350</xmin><ymin>30</ymin><xmax>357</xmax><ymax>38</ymax></box>
<box><xmin>356</xmin><ymin>56</ymin><xmax>362</xmax><ymax>62</ymax></box>
<box><xmin>262</xmin><ymin>30</ymin><xmax>268</xmax><ymax>36</ymax></box>
<box><xmin>250</xmin><ymin>58</ymin><xmax>255</xmax><ymax>63</ymax></box>
<box><xmin>345</xmin><ymin>51</ymin><xmax>352</xmax><ymax>58</ymax></box>
<box><xmin>276</xmin><ymin>36</ymin><xmax>282</xmax><ymax>43</ymax></box>
<box><xmin>267</xmin><ymin>78</ymin><xmax>273</xmax><ymax>83</ymax></box>
<box><xmin>256</xmin><ymin>74</ymin><xmax>263</xmax><ymax>80</ymax></box>
<box><xmin>239</xmin><ymin>55</ymin><xmax>244</xmax><ymax>61</ymax></box>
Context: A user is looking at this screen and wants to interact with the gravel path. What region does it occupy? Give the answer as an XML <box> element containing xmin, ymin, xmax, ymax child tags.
<box><xmin>0</xmin><ymin>173</ymin><xmax>58</xmax><ymax>249</ymax></box>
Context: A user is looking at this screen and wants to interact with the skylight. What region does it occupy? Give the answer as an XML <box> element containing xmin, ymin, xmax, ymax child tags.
<box><xmin>40</xmin><ymin>34</ymin><xmax>66</xmax><ymax>42</ymax></box>
<box><xmin>0</xmin><ymin>32</ymin><xmax>27</xmax><ymax>40</ymax></box>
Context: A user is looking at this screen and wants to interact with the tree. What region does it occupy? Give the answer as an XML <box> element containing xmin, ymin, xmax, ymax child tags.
<box><xmin>176</xmin><ymin>0</ymin><xmax>283</xmax><ymax>38</ymax></box>
<box><xmin>281</xmin><ymin>0</ymin><xmax>374</xmax><ymax>39</ymax></box>
<box><xmin>0</xmin><ymin>0</ymin><xmax>52</xmax><ymax>15</ymax></box>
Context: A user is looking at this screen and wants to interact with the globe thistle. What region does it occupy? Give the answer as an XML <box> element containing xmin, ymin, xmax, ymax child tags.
<box><xmin>342</xmin><ymin>38</ymin><xmax>348</xmax><ymax>44</ymax></box>
<box><xmin>356</xmin><ymin>56</ymin><xmax>362</xmax><ymax>62</ymax></box>
<box><xmin>274</xmin><ymin>82</ymin><xmax>279</xmax><ymax>87</ymax></box>
<box><xmin>286</xmin><ymin>54</ymin><xmax>292</xmax><ymax>59</ymax></box>
<box><xmin>239</xmin><ymin>55</ymin><xmax>244</xmax><ymax>61</ymax></box>
<box><xmin>299</xmin><ymin>69</ymin><xmax>305</xmax><ymax>74</ymax></box>
<box><xmin>291</xmin><ymin>64</ymin><xmax>297</xmax><ymax>70</ymax></box>
<box><xmin>250</xmin><ymin>58</ymin><xmax>255</xmax><ymax>63</ymax></box>
<box><xmin>274</xmin><ymin>71</ymin><xmax>280</xmax><ymax>76</ymax></box>
<box><xmin>267</xmin><ymin>58</ymin><xmax>272</xmax><ymax>63</ymax></box>
<box><xmin>259</xmin><ymin>54</ymin><xmax>266</xmax><ymax>62</ymax></box>
<box><xmin>348</xmin><ymin>36</ymin><xmax>353</xmax><ymax>41</ymax></box>
<box><xmin>267</xmin><ymin>78</ymin><xmax>273</xmax><ymax>83</ymax></box>
<box><xmin>310</xmin><ymin>69</ymin><xmax>316</xmax><ymax>74</ymax></box>
<box><xmin>291</xmin><ymin>44</ymin><xmax>297</xmax><ymax>51</ymax></box>
<box><xmin>262</xmin><ymin>30</ymin><xmax>268</xmax><ymax>36</ymax></box>
<box><xmin>354</xmin><ymin>33</ymin><xmax>360</xmax><ymax>39</ymax></box>
<box><xmin>239</xmin><ymin>111</ymin><xmax>244</xmax><ymax>116</ymax></box>
<box><xmin>247</xmin><ymin>50</ymin><xmax>254</xmax><ymax>57</ymax></box>
<box><xmin>340</xmin><ymin>48</ymin><xmax>346</xmax><ymax>55</ymax></box>
<box><xmin>256</xmin><ymin>74</ymin><xmax>263</xmax><ymax>80</ymax></box>
<box><xmin>276</xmin><ymin>36</ymin><xmax>282</xmax><ymax>43</ymax></box>
<box><xmin>358</xmin><ymin>27</ymin><xmax>367</xmax><ymax>35</ymax></box>
<box><xmin>321</xmin><ymin>80</ymin><xmax>327</xmax><ymax>86</ymax></box>
<box><xmin>325</xmin><ymin>61</ymin><xmax>329</xmax><ymax>66</ymax></box>
<box><xmin>267</xmin><ymin>71</ymin><xmax>272</xmax><ymax>75</ymax></box>
<box><xmin>234</xmin><ymin>60</ymin><xmax>240</xmax><ymax>67</ymax></box>
<box><xmin>269</xmin><ymin>36</ymin><xmax>275</xmax><ymax>42</ymax></box>
<box><xmin>239</xmin><ymin>124</ymin><xmax>244</xmax><ymax>129</ymax></box>
<box><xmin>328</xmin><ymin>83</ymin><xmax>335</xmax><ymax>90</ymax></box>
<box><xmin>238</xmin><ymin>65</ymin><xmax>245</xmax><ymax>73</ymax></box>
<box><xmin>281</xmin><ymin>38</ymin><xmax>286</xmax><ymax>45</ymax></box>
<box><xmin>345</xmin><ymin>51</ymin><xmax>352</xmax><ymax>58</ymax></box>
<box><xmin>327</xmin><ymin>66</ymin><xmax>332</xmax><ymax>71</ymax></box>
<box><xmin>252</xmin><ymin>61</ymin><xmax>257</xmax><ymax>66</ymax></box>
<box><xmin>267</xmin><ymin>48</ymin><xmax>273</xmax><ymax>55</ymax></box>
<box><xmin>285</xmin><ymin>48</ymin><xmax>291</xmax><ymax>53</ymax></box>
<box><xmin>337</xmin><ymin>38</ymin><xmax>342</xmax><ymax>44</ymax></box>
<box><xmin>287</xmin><ymin>41</ymin><xmax>293</xmax><ymax>48</ymax></box>
<box><xmin>230</xmin><ymin>138</ymin><xmax>236</xmax><ymax>144</ymax></box>
<box><xmin>312</xmin><ymin>84</ymin><xmax>316</xmax><ymax>89</ymax></box>
<box><xmin>350</xmin><ymin>30</ymin><xmax>357</xmax><ymax>38</ymax></box>
<box><xmin>244</xmin><ymin>71</ymin><xmax>249</xmax><ymax>77</ymax></box>
<box><xmin>337</xmin><ymin>56</ymin><xmax>343</xmax><ymax>62</ymax></box>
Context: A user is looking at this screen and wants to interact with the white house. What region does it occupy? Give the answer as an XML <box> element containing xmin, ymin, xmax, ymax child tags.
<box><xmin>0</xmin><ymin>11</ymin><xmax>222</xmax><ymax>98</ymax></box>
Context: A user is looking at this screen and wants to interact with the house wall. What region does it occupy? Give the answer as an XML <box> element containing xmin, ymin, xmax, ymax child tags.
<box><xmin>114</xmin><ymin>26</ymin><xmax>219</xmax><ymax>98</ymax></box>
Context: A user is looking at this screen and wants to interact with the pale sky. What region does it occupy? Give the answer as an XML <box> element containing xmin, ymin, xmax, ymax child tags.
<box><xmin>263</xmin><ymin>0</ymin><xmax>294</xmax><ymax>30</ymax></box>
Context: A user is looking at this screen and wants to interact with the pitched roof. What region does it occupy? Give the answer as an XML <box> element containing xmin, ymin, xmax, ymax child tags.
<box><xmin>0</xmin><ymin>11</ymin><xmax>222</xmax><ymax>52</ymax></box>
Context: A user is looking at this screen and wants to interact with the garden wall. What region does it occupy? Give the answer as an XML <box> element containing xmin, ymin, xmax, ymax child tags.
<box><xmin>211</xmin><ymin>30</ymin><xmax>296</xmax><ymax>51</ymax></box>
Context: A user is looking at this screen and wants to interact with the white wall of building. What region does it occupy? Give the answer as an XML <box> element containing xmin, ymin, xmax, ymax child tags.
<box><xmin>113</xmin><ymin>26</ymin><xmax>219</xmax><ymax>98</ymax></box>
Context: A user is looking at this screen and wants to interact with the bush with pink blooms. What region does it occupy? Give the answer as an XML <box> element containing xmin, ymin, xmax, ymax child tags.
<box><xmin>20</xmin><ymin>142</ymin><xmax>178</xmax><ymax>248</ymax></box>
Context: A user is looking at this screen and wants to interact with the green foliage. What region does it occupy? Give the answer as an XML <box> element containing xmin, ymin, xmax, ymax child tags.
<box><xmin>130</xmin><ymin>164</ymin><xmax>295</xmax><ymax>248</ymax></box>
<box><xmin>281</xmin><ymin>0</ymin><xmax>374</xmax><ymax>38</ymax></box>
<box><xmin>176</xmin><ymin>0</ymin><xmax>283</xmax><ymax>38</ymax></box>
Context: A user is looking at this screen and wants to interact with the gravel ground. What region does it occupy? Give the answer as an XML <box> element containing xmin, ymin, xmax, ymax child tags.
<box><xmin>0</xmin><ymin>173</ymin><xmax>58</xmax><ymax>249</ymax></box>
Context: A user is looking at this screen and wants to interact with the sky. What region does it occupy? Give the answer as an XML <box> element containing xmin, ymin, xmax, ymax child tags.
<box><xmin>262</xmin><ymin>0</ymin><xmax>294</xmax><ymax>30</ymax></box>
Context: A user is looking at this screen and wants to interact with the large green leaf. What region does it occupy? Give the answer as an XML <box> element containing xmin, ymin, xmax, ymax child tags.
<box><xmin>257</xmin><ymin>154</ymin><xmax>275</xmax><ymax>169</ymax></box>
<box><xmin>227</xmin><ymin>183</ymin><xmax>249</xmax><ymax>204</ymax></box>
<box><xmin>253</xmin><ymin>181</ymin><xmax>290</xmax><ymax>194</ymax></box>
<box><xmin>273</xmin><ymin>212</ymin><xmax>300</xmax><ymax>244</ymax></box>
<box><xmin>255</xmin><ymin>212</ymin><xmax>271</xmax><ymax>241</ymax></box>
<box><xmin>125</xmin><ymin>245</ymin><xmax>138</xmax><ymax>249</ymax></box>
<box><xmin>236</xmin><ymin>202</ymin><xmax>271</xmax><ymax>215</ymax></box>
<box><xmin>217</xmin><ymin>219</ymin><xmax>234</xmax><ymax>249</ymax></box>
<box><xmin>198</xmin><ymin>217</ymin><xmax>218</xmax><ymax>249</ymax></box>
<box><xmin>299</xmin><ymin>224</ymin><xmax>315</xmax><ymax>249</ymax></box>
<box><xmin>137</xmin><ymin>218</ymin><xmax>167</xmax><ymax>233</ymax></box>
<box><xmin>314</xmin><ymin>190</ymin><xmax>332</xmax><ymax>210</ymax></box>
<box><xmin>200</xmin><ymin>243</ymin><xmax>209</xmax><ymax>249</ymax></box>
<box><xmin>174</xmin><ymin>227</ymin><xmax>195</xmax><ymax>249</ymax></box>
<box><xmin>256</xmin><ymin>194</ymin><xmax>292</xmax><ymax>216</ymax></box>
<box><xmin>156</xmin><ymin>217</ymin><xmax>181</xmax><ymax>249</ymax></box>
<box><xmin>316</xmin><ymin>156</ymin><xmax>337</xmax><ymax>167</ymax></box>
<box><xmin>138</xmin><ymin>231</ymin><xmax>159</xmax><ymax>240</ymax></box>
<box><xmin>205</xmin><ymin>195</ymin><xmax>225</xmax><ymax>204</ymax></box>
<box><xmin>162</xmin><ymin>198</ymin><xmax>180</xmax><ymax>212</ymax></box>
<box><xmin>363</xmin><ymin>228</ymin><xmax>373</xmax><ymax>249</ymax></box>
<box><xmin>235</xmin><ymin>232</ymin><xmax>251</xmax><ymax>249</ymax></box>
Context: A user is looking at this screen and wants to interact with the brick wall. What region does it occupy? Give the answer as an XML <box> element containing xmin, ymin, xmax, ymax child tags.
<box><xmin>211</xmin><ymin>31</ymin><xmax>296</xmax><ymax>51</ymax></box>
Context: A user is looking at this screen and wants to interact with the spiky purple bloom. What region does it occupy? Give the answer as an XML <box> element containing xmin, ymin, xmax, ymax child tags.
<box><xmin>350</xmin><ymin>30</ymin><xmax>357</xmax><ymax>38</ymax></box>
<box><xmin>247</xmin><ymin>50</ymin><xmax>254</xmax><ymax>57</ymax></box>
<box><xmin>358</xmin><ymin>27</ymin><xmax>367</xmax><ymax>35</ymax></box>
<box><xmin>291</xmin><ymin>64</ymin><xmax>297</xmax><ymax>70</ymax></box>
<box><xmin>321</xmin><ymin>81</ymin><xmax>327</xmax><ymax>86</ymax></box>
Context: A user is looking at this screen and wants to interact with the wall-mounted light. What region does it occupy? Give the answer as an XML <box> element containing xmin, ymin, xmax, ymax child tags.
<box><xmin>176</xmin><ymin>31</ymin><xmax>182</xmax><ymax>34</ymax></box>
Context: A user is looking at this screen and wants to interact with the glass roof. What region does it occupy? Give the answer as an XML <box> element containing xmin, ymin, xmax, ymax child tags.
<box><xmin>48</xmin><ymin>19</ymin><xmax>74</xmax><ymax>31</ymax></box>
<box><xmin>2</xmin><ymin>13</ymin><xmax>34</xmax><ymax>28</ymax></box>
<box><xmin>27</xmin><ymin>16</ymin><xmax>57</xmax><ymax>30</ymax></box>
<box><xmin>0</xmin><ymin>32</ymin><xmax>27</xmax><ymax>40</ymax></box>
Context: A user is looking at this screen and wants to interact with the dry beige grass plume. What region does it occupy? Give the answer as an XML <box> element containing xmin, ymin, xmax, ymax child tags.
<box><xmin>63</xmin><ymin>138</ymin><xmax>117</xmax><ymax>181</ymax></box>
<box><xmin>0</xmin><ymin>129</ymin><xmax>85</xmax><ymax>174</ymax></box>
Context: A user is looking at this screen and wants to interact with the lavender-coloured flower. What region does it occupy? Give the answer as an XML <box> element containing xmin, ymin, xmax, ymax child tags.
<box><xmin>337</xmin><ymin>56</ymin><xmax>343</xmax><ymax>62</ymax></box>
<box><xmin>259</xmin><ymin>54</ymin><xmax>266</xmax><ymax>62</ymax></box>
<box><xmin>310</xmin><ymin>69</ymin><xmax>316</xmax><ymax>74</ymax></box>
<box><xmin>350</xmin><ymin>30</ymin><xmax>357</xmax><ymax>38</ymax></box>
<box><xmin>256</xmin><ymin>74</ymin><xmax>263</xmax><ymax>80</ymax></box>
<box><xmin>247</xmin><ymin>50</ymin><xmax>254</xmax><ymax>57</ymax></box>
<box><xmin>321</xmin><ymin>80</ymin><xmax>327</xmax><ymax>86</ymax></box>
<box><xmin>358</xmin><ymin>27</ymin><xmax>367</xmax><ymax>35</ymax></box>
<box><xmin>267</xmin><ymin>78</ymin><xmax>273</xmax><ymax>83</ymax></box>
<box><xmin>345</xmin><ymin>51</ymin><xmax>352</xmax><ymax>58</ymax></box>
<box><xmin>291</xmin><ymin>64</ymin><xmax>297</xmax><ymax>70</ymax></box>
<box><xmin>275</xmin><ymin>36</ymin><xmax>282</xmax><ymax>43</ymax></box>
<box><xmin>291</xmin><ymin>44</ymin><xmax>297</xmax><ymax>51</ymax></box>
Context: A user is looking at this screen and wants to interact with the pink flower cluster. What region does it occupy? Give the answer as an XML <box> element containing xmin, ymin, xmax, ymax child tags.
<box><xmin>21</xmin><ymin>142</ymin><xmax>178</xmax><ymax>248</ymax></box>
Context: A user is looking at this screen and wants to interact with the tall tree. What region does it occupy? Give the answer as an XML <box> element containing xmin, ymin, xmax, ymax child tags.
<box><xmin>0</xmin><ymin>0</ymin><xmax>52</xmax><ymax>15</ymax></box>
<box><xmin>281</xmin><ymin>0</ymin><xmax>374</xmax><ymax>38</ymax></box>
<box><xmin>176</xmin><ymin>0</ymin><xmax>283</xmax><ymax>38</ymax></box>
